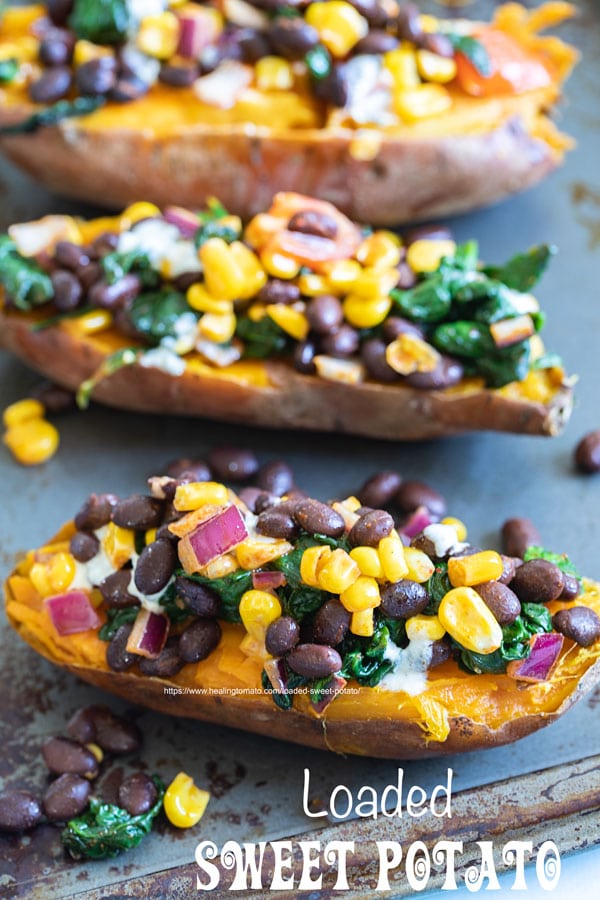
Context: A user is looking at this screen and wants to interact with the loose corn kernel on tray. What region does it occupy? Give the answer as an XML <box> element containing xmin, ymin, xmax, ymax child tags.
<box><xmin>1</xmin><ymin>0</ymin><xmax>600</xmax><ymax>896</ymax></box>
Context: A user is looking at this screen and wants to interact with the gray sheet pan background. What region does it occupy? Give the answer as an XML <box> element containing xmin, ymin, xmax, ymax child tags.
<box><xmin>1</xmin><ymin>0</ymin><xmax>600</xmax><ymax>896</ymax></box>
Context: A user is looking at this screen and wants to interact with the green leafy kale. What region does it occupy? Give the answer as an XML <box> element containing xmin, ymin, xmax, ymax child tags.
<box><xmin>178</xmin><ymin>569</ymin><xmax>253</xmax><ymax>623</ymax></box>
<box><xmin>457</xmin><ymin>602</ymin><xmax>553</xmax><ymax>675</ymax></box>
<box><xmin>127</xmin><ymin>289</ymin><xmax>195</xmax><ymax>344</ymax></box>
<box><xmin>236</xmin><ymin>315</ymin><xmax>292</xmax><ymax>358</ymax></box>
<box><xmin>98</xmin><ymin>607</ymin><xmax>139</xmax><ymax>642</ymax></box>
<box><xmin>0</xmin><ymin>236</ymin><xmax>54</xmax><ymax>310</ymax></box>
<box><xmin>69</xmin><ymin>0</ymin><xmax>131</xmax><ymax>45</ymax></box>
<box><xmin>0</xmin><ymin>58</ymin><xmax>18</xmax><ymax>83</ymax></box>
<box><xmin>102</xmin><ymin>248</ymin><xmax>159</xmax><ymax>288</ymax></box>
<box><xmin>0</xmin><ymin>97</ymin><xmax>105</xmax><ymax>135</ymax></box>
<box><xmin>339</xmin><ymin>618</ymin><xmax>403</xmax><ymax>687</ymax></box>
<box><xmin>523</xmin><ymin>545</ymin><xmax>580</xmax><ymax>581</ymax></box>
<box><xmin>447</xmin><ymin>33</ymin><xmax>492</xmax><ymax>77</ymax></box>
<box><xmin>61</xmin><ymin>776</ymin><xmax>164</xmax><ymax>860</ymax></box>
<box><xmin>76</xmin><ymin>347</ymin><xmax>140</xmax><ymax>409</ymax></box>
<box><xmin>425</xmin><ymin>562</ymin><xmax>452</xmax><ymax>614</ymax></box>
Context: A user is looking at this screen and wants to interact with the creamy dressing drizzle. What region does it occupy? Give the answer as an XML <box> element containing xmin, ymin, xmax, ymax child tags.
<box><xmin>379</xmin><ymin>637</ymin><xmax>434</xmax><ymax>696</ymax></box>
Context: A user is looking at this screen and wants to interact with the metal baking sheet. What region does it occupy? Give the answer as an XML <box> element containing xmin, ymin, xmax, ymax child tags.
<box><xmin>1</xmin><ymin>0</ymin><xmax>600</xmax><ymax>896</ymax></box>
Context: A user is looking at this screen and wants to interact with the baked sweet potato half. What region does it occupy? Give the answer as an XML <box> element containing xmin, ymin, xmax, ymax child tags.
<box><xmin>5</xmin><ymin>469</ymin><xmax>600</xmax><ymax>759</ymax></box>
<box><xmin>0</xmin><ymin>193</ymin><xmax>574</xmax><ymax>440</ymax></box>
<box><xmin>0</xmin><ymin>2</ymin><xmax>578</xmax><ymax>223</ymax></box>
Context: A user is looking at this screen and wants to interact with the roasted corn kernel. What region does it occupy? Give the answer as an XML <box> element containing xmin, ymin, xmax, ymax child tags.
<box><xmin>86</xmin><ymin>743</ymin><xmax>104</xmax><ymax>764</ymax></box>
<box><xmin>441</xmin><ymin>517</ymin><xmax>467</xmax><ymax>542</ymax></box>
<box><xmin>266</xmin><ymin>304</ymin><xmax>309</xmax><ymax>341</ymax></box>
<box><xmin>102</xmin><ymin>522</ymin><xmax>135</xmax><ymax>570</ymax></box>
<box><xmin>378</xmin><ymin>535</ymin><xmax>408</xmax><ymax>582</ymax></box>
<box><xmin>48</xmin><ymin>552</ymin><xmax>76</xmax><ymax>593</ymax></box>
<box><xmin>297</xmin><ymin>273</ymin><xmax>330</xmax><ymax>297</ymax></box>
<box><xmin>439</xmin><ymin>587</ymin><xmax>503</xmax><ymax>653</ymax></box>
<box><xmin>72</xmin><ymin>309</ymin><xmax>113</xmax><ymax>335</ymax></box>
<box><xmin>393</xmin><ymin>84</ymin><xmax>452</xmax><ymax>122</ymax></box>
<box><xmin>236</xmin><ymin>538</ymin><xmax>293</xmax><ymax>570</ymax></box>
<box><xmin>448</xmin><ymin>551</ymin><xmax>504</xmax><ymax>587</ymax></box>
<box><xmin>305</xmin><ymin>1</ymin><xmax>368</xmax><ymax>57</ymax></box>
<box><xmin>349</xmin><ymin>546</ymin><xmax>384</xmax><ymax>579</ymax></box>
<box><xmin>350</xmin><ymin>266</ymin><xmax>399</xmax><ymax>300</ymax></box>
<box><xmin>255</xmin><ymin>56</ymin><xmax>294</xmax><ymax>90</ymax></box>
<box><xmin>3</xmin><ymin>399</ymin><xmax>45</xmax><ymax>429</ymax></box>
<box><xmin>73</xmin><ymin>39</ymin><xmax>113</xmax><ymax>67</ymax></box>
<box><xmin>173</xmin><ymin>481</ymin><xmax>228</xmax><ymax>511</ymax></box>
<box><xmin>343</xmin><ymin>294</ymin><xmax>392</xmax><ymax>329</ymax></box>
<box><xmin>200</xmin><ymin>238</ymin><xmax>245</xmax><ymax>301</ymax></box>
<box><xmin>186</xmin><ymin>284</ymin><xmax>233</xmax><ymax>315</ymax></box>
<box><xmin>350</xmin><ymin>607</ymin><xmax>374</xmax><ymax>637</ymax></box>
<box><xmin>198</xmin><ymin>311</ymin><xmax>237</xmax><ymax>343</ymax></box>
<box><xmin>239</xmin><ymin>590</ymin><xmax>282</xmax><ymax>638</ymax></box>
<box><xmin>385</xmin><ymin>333</ymin><xmax>440</xmax><ymax>375</ymax></box>
<box><xmin>416</xmin><ymin>49</ymin><xmax>457</xmax><ymax>83</ymax></box>
<box><xmin>3</xmin><ymin>419</ymin><xmax>59</xmax><ymax>466</ymax></box>
<box><xmin>137</xmin><ymin>12</ymin><xmax>180</xmax><ymax>60</ymax></box>
<box><xmin>229</xmin><ymin>241</ymin><xmax>267</xmax><ymax>299</ymax></box>
<box><xmin>300</xmin><ymin>545</ymin><xmax>332</xmax><ymax>588</ymax></box>
<box><xmin>384</xmin><ymin>47</ymin><xmax>420</xmax><ymax>89</ymax></box>
<box><xmin>120</xmin><ymin>202</ymin><xmax>161</xmax><ymax>231</ymax></box>
<box><xmin>260</xmin><ymin>249</ymin><xmax>300</xmax><ymax>280</ymax></box>
<box><xmin>406</xmin><ymin>614</ymin><xmax>445</xmax><ymax>642</ymax></box>
<box><xmin>406</xmin><ymin>238</ymin><xmax>457</xmax><ymax>273</ymax></box>
<box><xmin>340</xmin><ymin>575</ymin><xmax>381</xmax><ymax>612</ymax></box>
<box><xmin>404</xmin><ymin>546</ymin><xmax>435</xmax><ymax>583</ymax></box>
<box><xmin>324</xmin><ymin>259</ymin><xmax>363</xmax><ymax>292</ymax></box>
<box><xmin>164</xmin><ymin>772</ymin><xmax>210</xmax><ymax>828</ymax></box>
<box><xmin>356</xmin><ymin>232</ymin><xmax>402</xmax><ymax>269</ymax></box>
<box><xmin>317</xmin><ymin>548</ymin><xmax>361</xmax><ymax>594</ymax></box>
<box><xmin>29</xmin><ymin>562</ymin><xmax>51</xmax><ymax>598</ymax></box>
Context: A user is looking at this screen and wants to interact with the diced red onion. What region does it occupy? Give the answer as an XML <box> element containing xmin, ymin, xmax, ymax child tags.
<box><xmin>507</xmin><ymin>632</ymin><xmax>564</xmax><ymax>683</ymax></box>
<box><xmin>264</xmin><ymin>658</ymin><xmax>288</xmax><ymax>695</ymax></box>
<box><xmin>162</xmin><ymin>206</ymin><xmax>200</xmax><ymax>238</ymax></box>
<box><xmin>400</xmin><ymin>506</ymin><xmax>433</xmax><ymax>540</ymax></box>
<box><xmin>177</xmin><ymin>8</ymin><xmax>222</xmax><ymax>59</ymax></box>
<box><xmin>125</xmin><ymin>609</ymin><xmax>169</xmax><ymax>660</ymax></box>
<box><xmin>252</xmin><ymin>570</ymin><xmax>287</xmax><ymax>591</ymax></box>
<box><xmin>189</xmin><ymin>504</ymin><xmax>248</xmax><ymax>567</ymax></box>
<box><xmin>310</xmin><ymin>674</ymin><xmax>347</xmax><ymax>714</ymax></box>
<box><xmin>193</xmin><ymin>61</ymin><xmax>253</xmax><ymax>110</ymax></box>
<box><xmin>45</xmin><ymin>591</ymin><xmax>102</xmax><ymax>636</ymax></box>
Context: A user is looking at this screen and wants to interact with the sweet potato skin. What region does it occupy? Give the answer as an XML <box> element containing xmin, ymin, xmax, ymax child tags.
<box><xmin>0</xmin><ymin>309</ymin><xmax>573</xmax><ymax>440</ymax></box>
<box><xmin>0</xmin><ymin>106</ymin><xmax>559</xmax><ymax>226</ymax></box>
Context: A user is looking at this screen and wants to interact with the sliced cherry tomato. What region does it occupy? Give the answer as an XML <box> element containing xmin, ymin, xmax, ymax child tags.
<box><xmin>455</xmin><ymin>27</ymin><xmax>554</xmax><ymax>97</ymax></box>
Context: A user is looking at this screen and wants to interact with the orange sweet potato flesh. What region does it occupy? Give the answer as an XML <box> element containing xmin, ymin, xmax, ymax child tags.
<box><xmin>5</xmin><ymin>523</ymin><xmax>600</xmax><ymax>759</ymax></box>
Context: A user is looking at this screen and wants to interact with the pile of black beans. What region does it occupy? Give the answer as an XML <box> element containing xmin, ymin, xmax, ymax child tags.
<box><xmin>0</xmin><ymin>705</ymin><xmax>159</xmax><ymax>834</ymax></box>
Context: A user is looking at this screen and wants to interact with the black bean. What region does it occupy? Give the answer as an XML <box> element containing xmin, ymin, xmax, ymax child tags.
<box><xmin>106</xmin><ymin>624</ymin><xmax>138</xmax><ymax>672</ymax></box>
<box><xmin>312</xmin><ymin>64</ymin><xmax>348</xmax><ymax>107</ymax></box>
<box><xmin>420</xmin><ymin>32</ymin><xmax>454</xmax><ymax>58</ymax></box>
<box><xmin>351</xmin><ymin>0</ymin><xmax>389</xmax><ymax>27</ymax></box>
<box><xmin>312</xmin><ymin>599</ymin><xmax>350</xmax><ymax>646</ymax></box>
<box><xmin>159</xmin><ymin>62</ymin><xmax>198</xmax><ymax>87</ymax></box>
<box><xmin>510</xmin><ymin>559</ymin><xmax>564</xmax><ymax>604</ymax></box>
<box><xmin>40</xmin><ymin>31</ymin><xmax>75</xmax><ymax>67</ymax></box>
<box><xmin>89</xmin><ymin>707</ymin><xmax>141</xmax><ymax>755</ymax></box>
<box><xmin>394</xmin><ymin>3</ymin><xmax>422</xmax><ymax>41</ymax></box>
<box><xmin>265</xmin><ymin>616</ymin><xmax>300</xmax><ymax>656</ymax></box>
<box><xmin>381</xmin><ymin>316</ymin><xmax>425</xmax><ymax>343</ymax></box>
<box><xmin>175</xmin><ymin>576</ymin><xmax>220</xmax><ymax>617</ymax></box>
<box><xmin>349</xmin><ymin>509</ymin><xmax>394</xmax><ymax>547</ymax></box>
<box><xmin>294</xmin><ymin>498</ymin><xmax>345</xmax><ymax>537</ymax></box>
<box><xmin>89</xmin><ymin>274</ymin><xmax>142</xmax><ymax>309</ymax></box>
<box><xmin>134</xmin><ymin>539</ymin><xmax>177</xmax><ymax>595</ymax></box>
<box><xmin>574</xmin><ymin>430</ymin><xmax>600</xmax><ymax>473</ymax></box>
<box><xmin>321</xmin><ymin>324</ymin><xmax>359</xmax><ymax>358</ymax></box>
<box><xmin>270</xmin><ymin>16</ymin><xmax>320</xmax><ymax>59</ymax></box>
<box><xmin>179</xmin><ymin>618</ymin><xmax>222</xmax><ymax>663</ymax></box>
<box><xmin>112</xmin><ymin>494</ymin><xmax>163</xmax><ymax>530</ymax></box>
<box><xmin>237</xmin><ymin>486</ymin><xmax>263</xmax><ymax>513</ymax></box>
<box><xmin>51</xmin><ymin>268</ymin><xmax>83</xmax><ymax>312</ymax></box>
<box><xmin>30</xmin><ymin>380</ymin><xmax>75</xmax><ymax>414</ymax></box>
<box><xmin>560</xmin><ymin>574</ymin><xmax>581</xmax><ymax>601</ymax></box>
<box><xmin>396</xmin><ymin>262</ymin><xmax>417</xmax><ymax>289</ymax></box>
<box><xmin>54</xmin><ymin>240</ymin><xmax>91</xmax><ymax>270</ymax></box>
<box><xmin>99</xmin><ymin>570</ymin><xmax>139</xmax><ymax>609</ymax></box>
<box><xmin>257</xmin><ymin>279</ymin><xmax>300</xmax><ymax>305</ymax></box>
<box><xmin>208</xmin><ymin>446</ymin><xmax>259</xmax><ymax>481</ymax></box>
<box><xmin>70</xmin><ymin>530</ymin><xmax>99</xmax><ymax>562</ymax></box>
<box><xmin>76</xmin><ymin>56</ymin><xmax>118</xmax><ymax>96</ymax></box>
<box><xmin>29</xmin><ymin>66</ymin><xmax>72</xmax><ymax>103</ymax></box>
<box><xmin>254</xmin><ymin>491</ymin><xmax>281</xmax><ymax>514</ymax></box>
<box><xmin>91</xmin><ymin>232</ymin><xmax>119</xmax><ymax>256</ymax></box>
<box><xmin>380</xmin><ymin>580</ymin><xmax>429</xmax><ymax>619</ymax></box>
<box><xmin>361</xmin><ymin>338</ymin><xmax>399</xmax><ymax>382</ymax></box>
<box><xmin>67</xmin><ymin>707</ymin><xmax>97</xmax><ymax>745</ymax></box>
<box><xmin>476</xmin><ymin>582</ymin><xmax>521</xmax><ymax>626</ymax></box>
<box><xmin>358</xmin><ymin>470</ymin><xmax>402</xmax><ymax>509</ymax></box>
<box><xmin>164</xmin><ymin>457</ymin><xmax>212</xmax><ymax>481</ymax></box>
<box><xmin>405</xmin><ymin>356</ymin><xmax>464</xmax><ymax>391</ymax></box>
<box><xmin>293</xmin><ymin>340</ymin><xmax>317</xmax><ymax>374</ymax></box>
<box><xmin>42</xmin><ymin>736</ymin><xmax>98</xmax><ymax>778</ymax></box>
<box><xmin>501</xmin><ymin>517</ymin><xmax>541</xmax><ymax>558</ymax></box>
<box><xmin>47</xmin><ymin>0</ymin><xmax>73</xmax><ymax>25</ymax></box>
<box><xmin>553</xmin><ymin>606</ymin><xmax>600</xmax><ymax>647</ymax></box>
<box><xmin>498</xmin><ymin>555</ymin><xmax>520</xmax><ymax>585</ymax></box>
<box><xmin>287</xmin><ymin>644</ymin><xmax>342</xmax><ymax>678</ymax></box>
<box><xmin>257</xmin><ymin>507</ymin><xmax>299</xmax><ymax>540</ymax></box>
<box><xmin>429</xmin><ymin>638</ymin><xmax>452</xmax><ymax>668</ymax></box>
<box><xmin>306</xmin><ymin>294</ymin><xmax>343</xmax><ymax>334</ymax></box>
<box><xmin>288</xmin><ymin>209</ymin><xmax>338</xmax><ymax>241</ymax></box>
<box><xmin>0</xmin><ymin>790</ymin><xmax>42</xmax><ymax>833</ymax></box>
<box><xmin>118</xmin><ymin>773</ymin><xmax>158</xmax><ymax>817</ymax></box>
<box><xmin>173</xmin><ymin>271</ymin><xmax>203</xmax><ymax>292</ymax></box>
<box><xmin>76</xmin><ymin>260</ymin><xmax>103</xmax><ymax>291</ymax></box>
<box><xmin>43</xmin><ymin>774</ymin><xmax>91</xmax><ymax>821</ymax></box>
<box><xmin>354</xmin><ymin>30</ymin><xmax>398</xmax><ymax>54</ymax></box>
<box><xmin>396</xmin><ymin>481</ymin><xmax>446</xmax><ymax>518</ymax></box>
<box><xmin>237</xmin><ymin>28</ymin><xmax>272</xmax><ymax>64</ymax></box>
<box><xmin>109</xmin><ymin>76</ymin><xmax>148</xmax><ymax>103</ymax></box>
<box><xmin>256</xmin><ymin>460</ymin><xmax>294</xmax><ymax>496</ymax></box>
<box><xmin>404</xmin><ymin>224</ymin><xmax>453</xmax><ymax>246</ymax></box>
<box><xmin>139</xmin><ymin>638</ymin><xmax>185</xmax><ymax>677</ymax></box>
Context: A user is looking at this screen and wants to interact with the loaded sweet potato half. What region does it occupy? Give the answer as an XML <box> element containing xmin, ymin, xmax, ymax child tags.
<box><xmin>6</xmin><ymin>465</ymin><xmax>600</xmax><ymax>759</ymax></box>
<box><xmin>0</xmin><ymin>193</ymin><xmax>573</xmax><ymax>440</ymax></box>
<box><xmin>0</xmin><ymin>1</ymin><xmax>578</xmax><ymax>222</ymax></box>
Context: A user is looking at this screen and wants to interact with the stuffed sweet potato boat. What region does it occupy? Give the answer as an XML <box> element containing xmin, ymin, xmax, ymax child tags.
<box><xmin>0</xmin><ymin>193</ymin><xmax>573</xmax><ymax>440</ymax></box>
<box><xmin>0</xmin><ymin>2</ymin><xmax>578</xmax><ymax>223</ymax></box>
<box><xmin>5</xmin><ymin>466</ymin><xmax>600</xmax><ymax>759</ymax></box>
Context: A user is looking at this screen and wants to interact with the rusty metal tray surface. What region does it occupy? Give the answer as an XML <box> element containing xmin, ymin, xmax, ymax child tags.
<box><xmin>1</xmin><ymin>0</ymin><xmax>600</xmax><ymax>896</ymax></box>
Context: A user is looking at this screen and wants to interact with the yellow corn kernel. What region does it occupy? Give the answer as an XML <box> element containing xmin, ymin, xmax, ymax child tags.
<box><xmin>349</xmin><ymin>546</ymin><xmax>384</xmax><ymax>579</ymax></box>
<box><xmin>343</xmin><ymin>294</ymin><xmax>392</xmax><ymax>329</ymax></box>
<box><xmin>350</xmin><ymin>266</ymin><xmax>399</xmax><ymax>300</ymax></box>
<box><xmin>350</xmin><ymin>607</ymin><xmax>374</xmax><ymax>637</ymax></box>
<box><xmin>342</xmin><ymin>496</ymin><xmax>361</xmax><ymax>512</ymax></box>
<box><xmin>419</xmin><ymin>14</ymin><xmax>440</xmax><ymax>33</ymax></box>
<box><xmin>393</xmin><ymin>83</ymin><xmax>452</xmax><ymax>122</ymax></box>
<box><xmin>385</xmin><ymin>333</ymin><xmax>440</xmax><ymax>375</ymax></box>
<box><xmin>340</xmin><ymin>575</ymin><xmax>381</xmax><ymax>613</ymax></box>
<box><xmin>384</xmin><ymin>47</ymin><xmax>420</xmax><ymax>89</ymax></box>
<box><xmin>239</xmin><ymin>631</ymin><xmax>270</xmax><ymax>661</ymax></box>
<box><xmin>255</xmin><ymin>55</ymin><xmax>294</xmax><ymax>90</ymax></box>
<box><xmin>247</xmin><ymin>302</ymin><xmax>267</xmax><ymax>322</ymax></box>
<box><xmin>323</xmin><ymin>259</ymin><xmax>363</xmax><ymax>292</ymax></box>
<box><xmin>202</xmin><ymin>552</ymin><xmax>239</xmax><ymax>579</ymax></box>
<box><xmin>228</xmin><ymin>242</ymin><xmax>267</xmax><ymax>300</ymax></box>
<box><xmin>3</xmin><ymin>399</ymin><xmax>44</xmax><ymax>429</ymax></box>
<box><xmin>239</xmin><ymin>590</ymin><xmax>282</xmax><ymax>638</ymax></box>
<box><xmin>48</xmin><ymin>552</ymin><xmax>76</xmax><ymax>593</ymax></box>
<box><xmin>199</xmin><ymin>311</ymin><xmax>237</xmax><ymax>343</ymax></box>
<box><xmin>439</xmin><ymin>587</ymin><xmax>503</xmax><ymax>654</ymax></box>
<box><xmin>378</xmin><ymin>535</ymin><xmax>408</xmax><ymax>582</ymax></box>
<box><xmin>260</xmin><ymin>250</ymin><xmax>301</xmax><ymax>280</ymax></box>
<box><xmin>137</xmin><ymin>12</ymin><xmax>180</xmax><ymax>59</ymax></box>
<box><xmin>72</xmin><ymin>309</ymin><xmax>113</xmax><ymax>335</ymax></box>
<box><xmin>173</xmin><ymin>481</ymin><xmax>228</xmax><ymax>511</ymax></box>
<box><xmin>266</xmin><ymin>304</ymin><xmax>309</xmax><ymax>341</ymax></box>
<box><xmin>416</xmin><ymin>49</ymin><xmax>457</xmax><ymax>84</ymax></box>
<box><xmin>297</xmin><ymin>272</ymin><xmax>331</xmax><ymax>297</ymax></box>
<box><xmin>199</xmin><ymin>238</ymin><xmax>244</xmax><ymax>301</ymax></box>
<box><xmin>29</xmin><ymin>562</ymin><xmax>52</xmax><ymax>598</ymax></box>
<box><xmin>86</xmin><ymin>743</ymin><xmax>104</xmax><ymax>764</ymax></box>
<box><xmin>120</xmin><ymin>202</ymin><xmax>161</xmax><ymax>231</ymax></box>
<box><xmin>441</xmin><ymin>517</ymin><xmax>467</xmax><ymax>542</ymax></box>
<box><xmin>406</xmin><ymin>238</ymin><xmax>457</xmax><ymax>274</ymax></box>
<box><xmin>448</xmin><ymin>551</ymin><xmax>504</xmax><ymax>588</ymax></box>
<box><xmin>317</xmin><ymin>548</ymin><xmax>361</xmax><ymax>594</ymax></box>
<box><xmin>186</xmin><ymin>284</ymin><xmax>232</xmax><ymax>315</ymax></box>
<box><xmin>356</xmin><ymin>232</ymin><xmax>402</xmax><ymax>269</ymax></box>
<box><xmin>300</xmin><ymin>545</ymin><xmax>332</xmax><ymax>588</ymax></box>
<box><xmin>305</xmin><ymin>1</ymin><xmax>368</xmax><ymax>57</ymax></box>
<box><xmin>0</xmin><ymin>37</ymin><xmax>38</xmax><ymax>64</ymax></box>
<box><xmin>406</xmin><ymin>614</ymin><xmax>446</xmax><ymax>642</ymax></box>
<box><xmin>404</xmin><ymin>546</ymin><xmax>435</xmax><ymax>583</ymax></box>
<box><xmin>235</xmin><ymin>537</ymin><xmax>293</xmax><ymax>570</ymax></box>
<box><xmin>102</xmin><ymin>522</ymin><xmax>135</xmax><ymax>570</ymax></box>
<box><xmin>73</xmin><ymin>40</ymin><xmax>113</xmax><ymax>67</ymax></box>
<box><xmin>164</xmin><ymin>772</ymin><xmax>210</xmax><ymax>828</ymax></box>
<box><xmin>3</xmin><ymin>419</ymin><xmax>59</xmax><ymax>466</ymax></box>
<box><xmin>145</xmin><ymin>528</ymin><xmax>158</xmax><ymax>545</ymax></box>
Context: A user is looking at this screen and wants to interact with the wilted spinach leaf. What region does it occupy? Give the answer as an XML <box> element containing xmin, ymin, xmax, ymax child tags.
<box><xmin>0</xmin><ymin>236</ymin><xmax>53</xmax><ymax>310</ymax></box>
<box><xmin>127</xmin><ymin>290</ymin><xmax>195</xmax><ymax>343</ymax></box>
<box><xmin>69</xmin><ymin>0</ymin><xmax>131</xmax><ymax>44</ymax></box>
